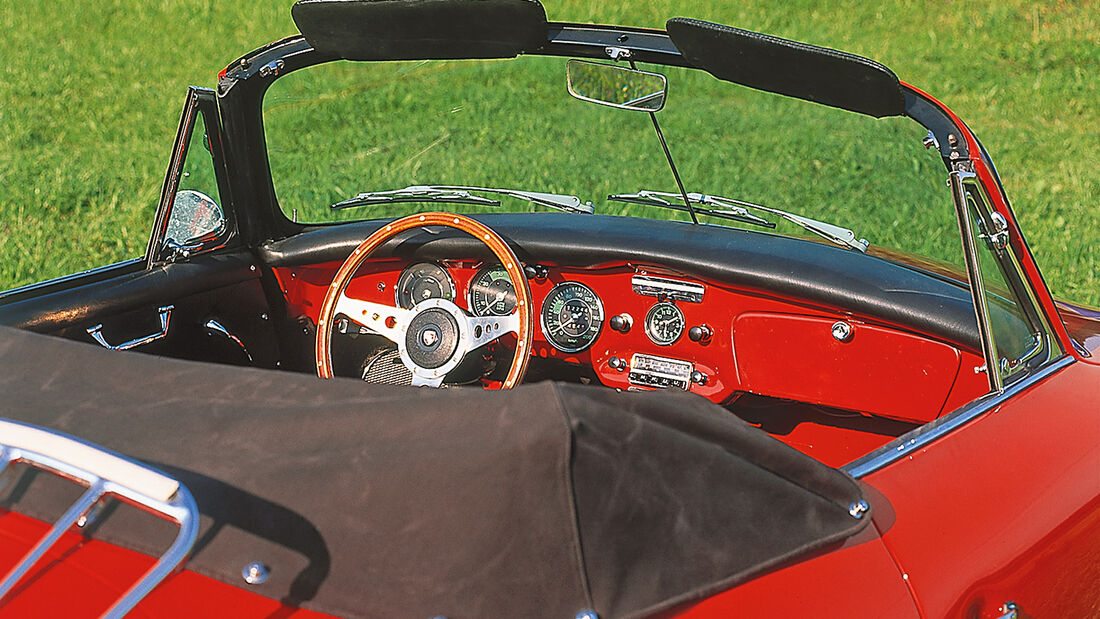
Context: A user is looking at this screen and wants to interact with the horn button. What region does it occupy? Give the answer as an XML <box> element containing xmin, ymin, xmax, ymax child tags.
<box><xmin>405</xmin><ymin>307</ymin><xmax>461</xmax><ymax>369</ymax></box>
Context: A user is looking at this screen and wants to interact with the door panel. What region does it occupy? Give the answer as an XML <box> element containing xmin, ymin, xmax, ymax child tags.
<box><xmin>865</xmin><ymin>360</ymin><xmax>1100</xmax><ymax>618</ymax></box>
<box><xmin>0</xmin><ymin>252</ymin><xmax>278</xmax><ymax>368</ymax></box>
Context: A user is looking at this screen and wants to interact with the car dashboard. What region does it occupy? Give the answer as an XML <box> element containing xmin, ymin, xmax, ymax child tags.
<box><xmin>273</xmin><ymin>256</ymin><xmax>989</xmax><ymax>430</ymax></box>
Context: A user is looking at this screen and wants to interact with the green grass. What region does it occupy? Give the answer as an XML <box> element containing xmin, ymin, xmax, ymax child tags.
<box><xmin>2</xmin><ymin>0</ymin><xmax>1097</xmax><ymax>305</ymax></box>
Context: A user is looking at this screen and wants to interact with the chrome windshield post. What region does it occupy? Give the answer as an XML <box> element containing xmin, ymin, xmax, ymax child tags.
<box><xmin>949</xmin><ymin>166</ymin><xmax>1003</xmax><ymax>393</ymax></box>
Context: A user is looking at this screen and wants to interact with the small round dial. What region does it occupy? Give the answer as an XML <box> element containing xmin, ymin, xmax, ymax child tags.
<box><xmin>540</xmin><ymin>282</ymin><xmax>604</xmax><ymax>353</ymax></box>
<box><xmin>469</xmin><ymin>266</ymin><xmax>517</xmax><ymax>316</ymax></box>
<box><xmin>396</xmin><ymin>262</ymin><xmax>455</xmax><ymax>309</ymax></box>
<box><xmin>644</xmin><ymin>302</ymin><xmax>684</xmax><ymax>346</ymax></box>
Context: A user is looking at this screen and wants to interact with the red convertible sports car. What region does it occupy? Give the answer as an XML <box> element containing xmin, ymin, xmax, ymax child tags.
<box><xmin>1</xmin><ymin>1</ymin><xmax>1097</xmax><ymax>617</ymax></box>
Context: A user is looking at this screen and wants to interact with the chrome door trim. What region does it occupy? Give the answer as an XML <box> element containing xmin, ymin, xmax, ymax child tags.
<box><xmin>844</xmin><ymin>355</ymin><xmax>1074</xmax><ymax>478</ymax></box>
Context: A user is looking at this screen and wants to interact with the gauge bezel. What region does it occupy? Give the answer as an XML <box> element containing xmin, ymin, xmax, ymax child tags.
<box><xmin>467</xmin><ymin>264</ymin><xmax>518</xmax><ymax>317</ymax></box>
<box><xmin>395</xmin><ymin>261</ymin><xmax>456</xmax><ymax>309</ymax></box>
<box><xmin>644</xmin><ymin>301</ymin><xmax>685</xmax><ymax>346</ymax></box>
<box><xmin>540</xmin><ymin>281</ymin><xmax>605</xmax><ymax>353</ymax></box>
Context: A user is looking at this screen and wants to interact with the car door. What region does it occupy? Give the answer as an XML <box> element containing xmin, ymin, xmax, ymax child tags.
<box><xmin>853</xmin><ymin>170</ymin><xmax>1100</xmax><ymax>618</ymax></box>
<box><xmin>0</xmin><ymin>87</ymin><xmax>278</xmax><ymax>367</ymax></box>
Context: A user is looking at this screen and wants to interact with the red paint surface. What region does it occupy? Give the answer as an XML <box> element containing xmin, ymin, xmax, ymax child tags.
<box><xmin>0</xmin><ymin>509</ymin><xmax>335</xmax><ymax>618</ymax></box>
<box><xmin>866</xmin><ymin>359</ymin><xmax>1100</xmax><ymax>618</ymax></box>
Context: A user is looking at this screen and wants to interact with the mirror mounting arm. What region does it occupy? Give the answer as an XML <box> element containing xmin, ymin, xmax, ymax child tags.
<box><xmin>626</xmin><ymin>58</ymin><xmax>700</xmax><ymax>225</ymax></box>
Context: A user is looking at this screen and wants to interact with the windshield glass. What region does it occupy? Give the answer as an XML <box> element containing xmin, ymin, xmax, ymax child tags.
<box><xmin>262</xmin><ymin>55</ymin><xmax>959</xmax><ymax>266</ymax></box>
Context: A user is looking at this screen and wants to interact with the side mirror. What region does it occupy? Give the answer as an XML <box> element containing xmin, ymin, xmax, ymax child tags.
<box><xmin>566</xmin><ymin>59</ymin><xmax>667</xmax><ymax>112</ymax></box>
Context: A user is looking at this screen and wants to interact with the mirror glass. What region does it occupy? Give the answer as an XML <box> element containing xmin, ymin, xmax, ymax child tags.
<box><xmin>566</xmin><ymin>60</ymin><xmax>667</xmax><ymax>112</ymax></box>
<box><xmin>165</xmin><ymin>189</ymin><xmax>224</xmax><ymax>244</ymax></box>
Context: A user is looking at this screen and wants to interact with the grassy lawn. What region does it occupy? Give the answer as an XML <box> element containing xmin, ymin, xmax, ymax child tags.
<box><xmin>1</xmin><ymin>0</ymin><xmax>1097</xmax><ymax>305</ymax></box>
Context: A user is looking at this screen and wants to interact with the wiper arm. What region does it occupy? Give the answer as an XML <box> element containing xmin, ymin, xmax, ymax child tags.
<box><xmin>332</xmin><ymin>185</ymin><xmax>594</xmax><ymax>214</ymax></box>
<box><xmin>609</xmin><ymin>190</ymin><xmax>868</xmax><ymax>252</ymax></box>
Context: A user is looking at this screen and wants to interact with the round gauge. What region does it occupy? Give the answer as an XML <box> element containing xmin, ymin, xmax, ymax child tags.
<box><xmin>540</xmin><ymin>282</ymin><xmax>604</xmax><ymax>353</ymax></box>
<box><xmin>644</xmin><ymin>301</ymin><xmax>685</xmax><ymax>346</ymax></box>
<box><xmin>469</xmin><ymin>266</ymin><xmax>517</xmax><ymax>316</ymax></box>
<box><xmin>396</xmin><ymin>262</ymin><xmax>455</xmax><ymax>309</ymax></box>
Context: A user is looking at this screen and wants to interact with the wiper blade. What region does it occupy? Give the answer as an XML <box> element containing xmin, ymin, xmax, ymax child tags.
<box><xmin>608</xmin><ymin>190</ymin><xmax>774</xmax><ymax>229</ymax></box>
<box><xmin>332</xmin><ymin>186</ymin><xmax>499</xmax><ymax>209</ymax></box>
<box><xmin>608</xmin><ymin>190</ymin><xmax>868</xmax><ymax>252</ymax></box>
<box><xmin>332</xmin><ymin>185</ymin><xmax>594</xmax><ymax>214</ymax></box>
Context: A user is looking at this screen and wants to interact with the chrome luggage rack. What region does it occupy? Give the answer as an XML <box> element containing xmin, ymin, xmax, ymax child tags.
<box><xmin>0</xmin><ymin>419</ymin><xmax>199</xmax><ymax>617</ymax></box>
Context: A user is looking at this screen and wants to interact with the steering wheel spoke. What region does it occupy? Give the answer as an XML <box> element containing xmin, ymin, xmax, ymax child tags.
<box><xmin>409</xmin><ymin>373</ymin><xmax>445</xmax><ymax>388</ymax></box>
<box><xmin>465</xmin><ymin>312</ymin><xmax>520</xmax><ymax>350</ymax></box>
<box><xmin>334</xmin><ymin>294</ymin><xmax>411</xmax><ymax>344</ymax></box>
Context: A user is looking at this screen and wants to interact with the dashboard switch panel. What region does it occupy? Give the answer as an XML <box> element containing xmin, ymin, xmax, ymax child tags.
<box><xmin>629</xmin><ymin>353</ymin><xmax>693</xmax><ymax>390</ymax></box>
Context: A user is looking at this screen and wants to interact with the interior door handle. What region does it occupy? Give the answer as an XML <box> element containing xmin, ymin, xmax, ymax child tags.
<box><xmin>87</xmin><ymin>305</ymin><xmax>174</xmax><ymax>351</ymax></box>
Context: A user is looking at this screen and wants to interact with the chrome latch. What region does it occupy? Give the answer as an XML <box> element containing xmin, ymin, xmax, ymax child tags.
<box><xmin>605</xmin><ymin>46</ymin><xmax>632</xmax><ymax>61</ymax></box>
<box><xmin>979</xmin><ymin>211</ymin><xmax>1010</xmax><ymax>250</ymax></box>
<box><xmin>258</xmin><ymin>59</ymin><xmax>285</xmax><ymax>78</ymax></box>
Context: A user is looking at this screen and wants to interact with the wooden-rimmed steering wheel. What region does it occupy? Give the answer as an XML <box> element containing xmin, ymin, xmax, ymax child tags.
<box><xmin>315</xmin><ymin>212</ymin><xmax>533</xmax><ymax>388</ymax></box>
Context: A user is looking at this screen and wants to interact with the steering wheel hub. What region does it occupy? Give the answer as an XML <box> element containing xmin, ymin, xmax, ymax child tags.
<box><xmin>405</xmin><ymin>306</ymin><xmax>460</xmax><ymax>369</ymax></box>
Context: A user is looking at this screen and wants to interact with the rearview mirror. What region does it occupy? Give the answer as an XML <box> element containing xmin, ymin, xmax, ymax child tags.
<box><xmin>566</xmin><ymin>60</ymin><xmax>667</xmax><ymax>112</ymax></box>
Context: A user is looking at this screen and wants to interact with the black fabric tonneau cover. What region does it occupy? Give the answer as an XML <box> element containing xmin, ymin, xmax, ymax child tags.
<box><xmin>0</xmin><ymin>326</ymin><xmax>868</xmax><ymax>618</ymax></box>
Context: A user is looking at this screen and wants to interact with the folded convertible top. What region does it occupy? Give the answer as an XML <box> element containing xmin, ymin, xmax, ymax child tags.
<box><xmin>0</xmin><ymin>326</ymin><xmax>869</xmax><ymax>618</ymax></box>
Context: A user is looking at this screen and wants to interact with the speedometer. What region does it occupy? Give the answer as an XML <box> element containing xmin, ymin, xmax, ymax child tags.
<box><xmin>469</xmin><ymin>266</ymin><xmax>517</xmax><ymax>316</ymax></box>
<box><xmin>540</xmin><ymin>282</ymin><xmax>604</xmax><ymax>353</ymax></box>
<box><xmin>396</xmin><ymin>262</ymin><xmax>455</xmax><ymax>309</ymax></box>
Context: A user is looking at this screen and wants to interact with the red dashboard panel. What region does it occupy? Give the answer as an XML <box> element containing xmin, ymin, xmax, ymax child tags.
<box><xmin>273</xmin><ymin>259</ymin><xmax>987</xmax><ymax>458</ymax></box>
<box><xmin>733</xmin><ymin>312</ymin><xmax>963</xmax><ymax>423</ymax></box>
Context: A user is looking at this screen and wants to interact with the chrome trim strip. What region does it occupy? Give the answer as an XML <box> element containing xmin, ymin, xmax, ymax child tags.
<box><xmin>0</xmin><ymin>258</ymin><xmax>145</xmax><ymax>302</ymax></box>
<box><xmin>844</xmin><ymin>356</ymin><xmax>1074</xmax><ymax>478</ymax></box>
<box><xmin>631</xmin><ymin>274</ymin><xmax>705</xmax><ymax>303</ymax></box>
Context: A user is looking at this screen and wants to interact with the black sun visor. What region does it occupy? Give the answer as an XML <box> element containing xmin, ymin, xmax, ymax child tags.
<box><xmin>667</xmin><ymin>18</ymin><xmax>905</xmax><ymax>118</ymax></box>
<box><xmin>292</xmin><ymin>0</ymin><xmax>548</xmax><ymax>61</ymax></box>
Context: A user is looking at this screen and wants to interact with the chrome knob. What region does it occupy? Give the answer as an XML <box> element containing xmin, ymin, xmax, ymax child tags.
<box><xmin>688</xmin><ymin>325</ymin><xmax>712</xmax><ymax>343</ymax></box>
<box><xmin>609</xmin><ymin>313</ymin><xmax>633</xmax><ymax>333</ymax></box>
<box><xmin>690</xmin><ymin>370</ymin><xmax>708</xmax><ymax>386</ymax></box>
<box><xmin>608</xmin><ymin>356</ymin><xmax>626</xmax><ymax>371</ymax></box>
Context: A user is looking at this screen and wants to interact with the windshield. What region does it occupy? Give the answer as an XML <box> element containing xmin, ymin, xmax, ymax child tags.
<box><xmin>262</xmin><ymin>55</ymin><xmax>959</xmax><ymax>266</ymax></box>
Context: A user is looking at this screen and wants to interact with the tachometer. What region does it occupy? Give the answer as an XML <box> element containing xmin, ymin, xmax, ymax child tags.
<box><xmin>469</xmin><ymin>266</ymin><xmax>517</xmax><ymax>316</ymax></box>
<box><xmin>644</xmin><ymin>301</ymin><xmax>684</xmax><ymax>346</ymax></box>
<box><xmin>396</xmin><ymin>262</ymin><xmax>455</xmax><ymax>309</ymax></box>
<box><xmin>541</xmin><ymin>282</ymin><xmax>604</xmax><ymax>353</ymax></box>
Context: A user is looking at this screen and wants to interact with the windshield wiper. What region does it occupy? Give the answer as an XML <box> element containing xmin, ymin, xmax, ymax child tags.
<box><xmin>608</xmin><ymin>190</ymin><xmax>868</xmax><ymax>252</ymax></box>
<box><xmin>332</xmin><ymin>185</ymin><xmax>595</xmax><ymax>214</ymax></box>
